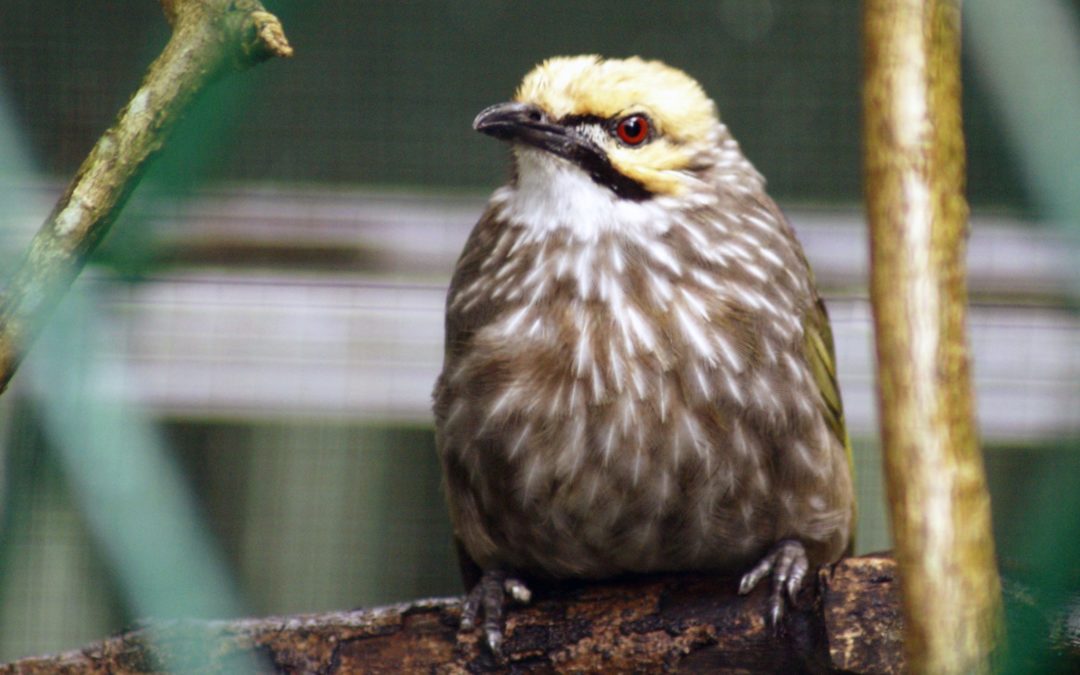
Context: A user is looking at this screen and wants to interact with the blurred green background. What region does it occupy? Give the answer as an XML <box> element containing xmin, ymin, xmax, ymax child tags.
<box><xmin>0</xmin><ymin>0</ymin><xmax>1077</xmax><ymax>663</ymax></box>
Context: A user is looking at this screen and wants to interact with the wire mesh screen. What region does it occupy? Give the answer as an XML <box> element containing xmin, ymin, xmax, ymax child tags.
<box><xmin>0</xmin><ymin>0</ymin><xmax>1077</xmax><ymax>663</ymax></box>
<box><xmin>0</xmin><ymin>1</ymin><xmax>1032</xmax><ymax>202</ymax></box>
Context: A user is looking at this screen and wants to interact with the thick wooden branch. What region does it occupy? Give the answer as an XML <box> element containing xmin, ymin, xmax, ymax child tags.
<box><xmin>0</xmin><ymin>0</ymin><xmax>292</xmax><ymax>395</ymax></box>
<box><xmin>1</xmin><ymin>555</ymin><xmax>905</xmax><ymax>674</ymax></box>
<box><xmin>863</xmin><ymin>2</ymin><xmax>1003</xmax><ymax>672</ymax></box>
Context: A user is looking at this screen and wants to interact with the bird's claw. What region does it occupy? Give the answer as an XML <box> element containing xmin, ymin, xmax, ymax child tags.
<box><xmin>459</xmin><ymin>569</ymin><xmax>532</xmax><ymax>656</ymax></box>
<box><xmin>738</xmin><ymin>538</ymin><xmax>809</xmax><ymax>630</ymax></box>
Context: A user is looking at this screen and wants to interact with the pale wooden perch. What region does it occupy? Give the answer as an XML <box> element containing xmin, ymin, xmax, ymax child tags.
<box><xmin>0</xmin><ymin>0</ymin><xmax>292</xmax><ymax>395</ymax></box>
<box><xmin>863</xmin><ymin>1</ymin><xmax>1003</xmax><ymax>672</ymax></box>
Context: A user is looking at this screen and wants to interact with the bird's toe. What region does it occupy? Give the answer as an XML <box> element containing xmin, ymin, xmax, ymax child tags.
<box><xmin>459</xmin><ymin>569</ymin><xmax>532</xmax><ymax>657</ymax></box>
<box><xmin>738</xmin><ymin>538</ymin><xmax>810</xmax><ymax>630</ymax></box>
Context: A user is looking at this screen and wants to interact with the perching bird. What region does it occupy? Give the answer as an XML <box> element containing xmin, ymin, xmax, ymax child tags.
<box><xmin>433</xmin><ymin>55</ymin><xmax>854</xmax><ymax>653</ymax></box>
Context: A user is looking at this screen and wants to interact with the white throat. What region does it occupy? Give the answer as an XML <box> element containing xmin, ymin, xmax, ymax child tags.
<box><xmin>493</xmin><ymin>148</ymin><xmax>671</xmax><ymax>243</ymax></box>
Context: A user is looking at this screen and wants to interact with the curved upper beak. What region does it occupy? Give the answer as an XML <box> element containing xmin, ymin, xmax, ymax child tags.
<box><xmin>473</xmin><ymin>101</ymin><xmax>585</xmax><ymax>161</ymax></box>
<box><xmin>473</xmin><ymin>101</ymin><xmax>549</xmax><ymax>136</ymax></box>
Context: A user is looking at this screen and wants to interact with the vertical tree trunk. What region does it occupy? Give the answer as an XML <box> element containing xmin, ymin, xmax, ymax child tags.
<box><xmin>863</xmin><ymin>1</ymin><xmax>1003</xmax><ymax>672</ymax></box>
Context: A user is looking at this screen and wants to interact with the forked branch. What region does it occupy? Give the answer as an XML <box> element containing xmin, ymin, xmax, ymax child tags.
<box><xmin>0</xmin><ymin>0</ymin><xmax>292</xmax><ymax>395</ymax></box>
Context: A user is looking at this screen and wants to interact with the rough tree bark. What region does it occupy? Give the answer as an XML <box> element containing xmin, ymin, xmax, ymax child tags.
<box><xmin>863</xmin><ymin>1</ymin><xmax>1003</xmax><ymax>673</ymax></box>
<box><xmin>2</xmin><ymin>555</ymin><xmax>905</xmax><ymax>674</ymax></box>
<box><xmin>0</xmin><ymin>0</ymin><xmax>293</xmax><ymax>395</ymax></box>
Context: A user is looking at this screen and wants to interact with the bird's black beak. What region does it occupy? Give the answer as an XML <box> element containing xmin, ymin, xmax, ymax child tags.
<box><xmin>473</xmin><ymin>101</ymin><xmax>587</xmax><ymax>161</ymax></box>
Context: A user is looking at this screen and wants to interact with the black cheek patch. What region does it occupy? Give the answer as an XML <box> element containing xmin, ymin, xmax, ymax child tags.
<box><xmin>571</xmin><ymin>146</ymin><xmax>653</xmax><ymax>201</ymax></box>
<box><xmin>557</xmin><ymin>114</ymin><xmax>653</xmax><ymax>201</ymax></box>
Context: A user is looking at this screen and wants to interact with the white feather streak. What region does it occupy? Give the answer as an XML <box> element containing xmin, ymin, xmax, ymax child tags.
<box><xmin>675</xmin><ymin>303</ymin><xmax>715</xmax><ymax>363</ymax></box>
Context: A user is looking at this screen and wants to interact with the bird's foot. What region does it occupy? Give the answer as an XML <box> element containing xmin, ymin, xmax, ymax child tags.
<box><xmin>738</xmin><ymin>538</ymin><xmax>810</xmax><ymax>630</ymax></box>
<box><xmin>460</xmin><ymin>569</ymin><xmax>532</xmax><ymax>656</ymax></box>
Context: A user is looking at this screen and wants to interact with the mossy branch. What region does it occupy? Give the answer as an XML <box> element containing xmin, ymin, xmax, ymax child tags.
<box><xmin>0</xmin><ymin>0</ymin><xmax>292</xmax><ymax>395</ymax></box>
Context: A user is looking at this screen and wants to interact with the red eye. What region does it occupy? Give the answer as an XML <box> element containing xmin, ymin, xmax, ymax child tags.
<box><xmin>615</xmin><ymin>114</ymin><xmax>650</xmax><ymax>145</ymax></box>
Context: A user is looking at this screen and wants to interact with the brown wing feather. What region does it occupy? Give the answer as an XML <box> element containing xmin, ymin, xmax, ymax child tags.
<box><xmin>434</xmin><ymin>206</ymin><xmax>505</xmax><ymax>425</ymax></box>
<box><xmin>434</xmin><ymin>206</ymin><xmax>508</xmax><ymax>585</ymax></box>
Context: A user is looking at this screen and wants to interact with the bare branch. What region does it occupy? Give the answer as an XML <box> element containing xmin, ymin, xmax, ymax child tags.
<box><xmin>0</xmin><ymin>0</ymin><xmax>292</xmax><ymax>395</ymax></box>
<box><xmin>863</xmin><ymin>1</ymin><xmax>1003</xmax><ymax>671</ymax></box>
<box><xmin>0</xmin><ymin>556</ymin><xmax>906</xmax><ymax>674</ymax></box>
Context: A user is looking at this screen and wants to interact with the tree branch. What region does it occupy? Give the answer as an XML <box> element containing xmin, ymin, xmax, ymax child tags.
<box><xmin>0</xmin><ymin>0</ymin><xmax>292</xmax><ymax>395</ymax></box>
<box><xmin>863</xmin><ymin>1</ymin><xmax>1003</xmax><ymax>672</ymax></box>
<box><xmin>0</xmin><ymin>555</ymin><xmax>905</xmax><ymax>674</ymax></box>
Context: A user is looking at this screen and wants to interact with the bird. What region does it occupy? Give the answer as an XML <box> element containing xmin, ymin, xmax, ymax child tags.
<box><xmin>433</xmin><ymin>55</ymin><xmax>854</xmax><ymax>654</ymax></box>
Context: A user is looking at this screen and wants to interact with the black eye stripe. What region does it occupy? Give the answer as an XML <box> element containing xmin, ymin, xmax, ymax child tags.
<box><xmin>558</xmin><ymin>113</ymin><xmax>655</xmax><ymax>143</ymax></box>
<box><xmin>549</xmin><ymin>113</ymin><xmax>654</xmax><ymax>201</ymax></box>
<box><xmin>557</xmin><ymin>113</ymin><xmax>606</xmax><ymax>127</ymax></box>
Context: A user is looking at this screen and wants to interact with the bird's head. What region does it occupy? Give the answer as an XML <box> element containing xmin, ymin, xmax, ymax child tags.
<box><xmin>474</xmin><ymin>55</ymin><xmax>729</xmax><ymax>200</ymax></box>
